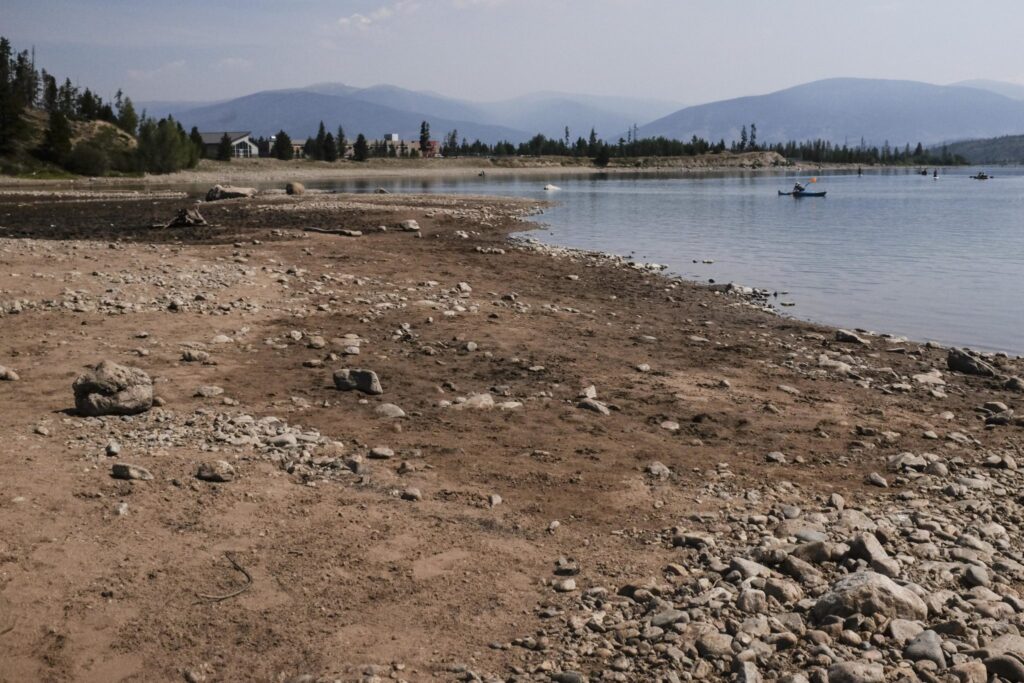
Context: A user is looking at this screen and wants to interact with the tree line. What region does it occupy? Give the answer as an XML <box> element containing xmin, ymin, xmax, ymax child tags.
<box><xmin>0</xmin><ymin>35</ymin><xmax>200</xmax><ymax>175</ymax></box>
<box><xmin>233</xmin><ymin>115</ymin><xmax>962</xmax><ymax>168</ymax></box>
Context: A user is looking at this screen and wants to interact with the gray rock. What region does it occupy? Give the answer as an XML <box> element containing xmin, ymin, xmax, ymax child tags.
<box><xmin>111</xmin><ymin>463</ymin><xmax>153</xmax><ymax>481</ymax></box>
<box><xmin>905</xmin><ymin>629</ymin><xmax>945</xmax><ymax>668</ymax></box>
<box><xmin>1005</xmin><ymin>377</ymin><xmax>1024</xmax><ymax>393</ymax></box>
<box><xmin>646</xmin><ymin>461</ymin><xmax>671</xmax><ymax>478</ymax></box>
<box><xmin>455</xmin><ymin>393</ymin><xmax>495</xmax><ymax>410</ymax></box>
<box><xmin>397</xmin><ymin>219</ymin><xmax>421</xmax><ymax>232</ymax></box>
<box><xmin>827</xmin><ymin>661</ymin><xmax>884</xmax><ymax>683</ymax></box>
<box><xmin>196</xmin><ymin>460</ymin><xmax>235</xmax><ymax>483</ymax></box>
<box><xmin>964</xmin><ymin>565</ymin><xmax>990</xmax><ymax>587</ymax></box>
<box><xmin>73</xmin><ymin>361</ymin><xmax>153</xmax><ymax>416</ymax></box>
<box><xmin>401</xmin><ymin>487</ymin><xmax>422</xmax><ymax>501</ymax></box>
<box><xmin>0</xmin><ymin>365</ymin><xmax>19</xmax><ymax>381</ymax></box>
<box><xmin>650</xmin><ymin>609</ymin><xmax>688</xmax><ymax>627</ymax></box>
<box><xmin>947</xmin><ymin>348</ymin><xmax>996</xmax><ymax>377</ymax></box>
<box><xmin>375</xmin><ymin>403</ymin><xmax>406</xmax><ymax>418</ymax></box>
<box><xmin>836</xmin><ymin>329</ymin><xmax>870</xmax><ymax>345</ymax></box>
<box><xmin>985</xmin><ymin>655</ymin><xmax>1024</xmax><ymax>683</ymax></box>
<box><xmin>764</xmin><ymin>578</ymin><xmax>804</xmax><ymax>604</ymax></box>
<box><xmin>333</xmin><ymin>368</ymin><xmax>383</xmax><ymax>395</ymax></box>
<box><xmin>696</xmin><ymin>632</ymin><xmax>734</xmax><ymax>658</ymax></box>
<box><xmin>733</xmin><ymin>660</ymin><xmax>762</xmax><ymax>683</ymax></box>
<box><xmin>949</xmin><ymin>661</ymin><xmax>987</xmax><ymax>683</ymax></box>
<box><xmin>888</xmin><ymin>618</ymin><xmax>924</xmax><ymax>644</ymax></box>
<box><xmin>194</xmin><ymin>385</ymin><xmax>223</xmax><ymax>398</ymax></box>
<box><xmin>577</xmin><ymin>397</ymin><xmax>610</xmax><ymax>415</ymax></box>
<box><xmin>369</xmin><ymin>446</ymin><xmax>394</xmax><ymax>459</ymax></box>
<box><xmin>552</xmin><ymin>673</ymin><xmax>586</xmax><ymax>683</ymax></box>
<box><xmin>811</xmin><ymin>571</ymin><xmax>927</xmax><ymax>622</ymax></box>
<box><xmin>268</xmin><ymin>433</ymin><xmax>297</xmax><ymax>448</ymax></box>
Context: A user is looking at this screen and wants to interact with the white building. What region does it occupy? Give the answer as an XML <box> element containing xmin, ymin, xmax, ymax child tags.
<box><xmin>199</xmin><ymin>131</ymin><xmax>259</xmax><ymax>159</ymax></box>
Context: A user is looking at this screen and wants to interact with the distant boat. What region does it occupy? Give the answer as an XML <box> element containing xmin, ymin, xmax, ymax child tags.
<box><xmin>970</xmin><ymin>171</ymin><xmax>992</xmax><ymax>180</ymax></box>
<box><xmin>543</xmin><ymin>184</ymin><xmax>561</xmax><ymax>191</ymax></box>
<box><xmin>778</xmin><ymin>190</ymin><xmax>827</xmax><ymax>197</ymax></box>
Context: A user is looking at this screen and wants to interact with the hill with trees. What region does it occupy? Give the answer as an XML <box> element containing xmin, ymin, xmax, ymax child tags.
<box><xmin>938</xmin><ymin>134</ymin><xmax>1024</xmax><ymax>164</ymax></box>
<box><xmin>0</xmin><ymin>35</ymin><xmax>198</xmax><ymax>176</ymax></box>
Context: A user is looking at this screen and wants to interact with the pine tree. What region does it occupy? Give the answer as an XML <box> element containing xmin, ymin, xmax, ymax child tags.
<box><xmin>116</xmin><ymin>95</ymin><xmax>138</xmax><ymax>136</ymax></box>
<box><xmin>40</xmin><ymin>110</ymin><xmax>72</xmax><ymax>164</ymax></box>
<box><xmin>419</xmin><ymin>121</ymin><xmax>430</xmax><ymax>156</ymax></box>
<box><xmin>272</xmin><ymin>130</ymin><xmax>293</xmax><ymax>160</ymax></box>
<box><xmin>739</xmin><ymin>125</ymin><xmax>748</xmax><ymax>151</ymax></box>
<box><xmin>353</xmin><ymin>133</ymin><xmax>369</xmax><ymax>162</ymax></box>
<box><xmin>314</xmin><ymin>121</ymin><xmax>327</xmax><ymax>160</ymax></box>
<box><xmin>336</xmin><ymin>126</ymin><xmax>347</xmax><ymax>158</ymax></box>
<box><xmin>749</xmin><ymin>123</ymin><xmax>757</xmax><ymax>151</ymax></box>
<box><xmin>323</xmin><ymin>132</ymin><xmax>338</xmax><ymax>161</ymax></box>
<box><xmin>588</xmin><ymin>128</ymin><xmax>598</xmax><ymax>155</ymax></box>
<box><xmin>189</xmin><ymin>126</ymin><xmax>204</xmax><ymax>157</ymax></box>
<box><xmin>0</xmin><ymin>37</ymin><xmax>27</xmax><ymax>153</ymax></box>
<box><xmin>217</xmin><ymin>133</ymin><xmax>233</xmax><ymax>161</ymax></box>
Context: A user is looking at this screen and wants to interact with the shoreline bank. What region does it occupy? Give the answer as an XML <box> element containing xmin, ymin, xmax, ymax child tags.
<box><xmin>0</xmin><ymin>151</ymin><xmax>942</xmax><ymax>189</ymax></box>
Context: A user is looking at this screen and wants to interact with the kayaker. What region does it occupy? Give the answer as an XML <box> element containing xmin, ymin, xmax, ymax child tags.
<box><xmin>793</xmin><ymin>182</ymin><xmax>805</xmax><ymax>193</ymax></box>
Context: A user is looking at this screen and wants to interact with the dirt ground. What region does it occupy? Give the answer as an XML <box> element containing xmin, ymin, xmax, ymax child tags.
<box><xmin>0</xmin><ymin>189</ymin><xmax>1019</xmax><ymax>682</ymax></box>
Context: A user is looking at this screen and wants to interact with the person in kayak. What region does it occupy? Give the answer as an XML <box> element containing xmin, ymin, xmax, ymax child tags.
<box><xmin>793</xmin><ymin>182</ymin><xmax>806</xmax><ymax>193</ymax></box>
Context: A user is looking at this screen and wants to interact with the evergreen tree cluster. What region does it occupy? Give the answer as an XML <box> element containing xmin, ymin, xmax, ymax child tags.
<box><xmin>0</xmin><ymin>35</ymin><xmax>197</xmax><ymax>175</ymax></box>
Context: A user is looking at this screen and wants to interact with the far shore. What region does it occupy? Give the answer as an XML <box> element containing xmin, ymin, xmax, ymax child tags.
<box><xmin>0</xmin><ymin>150</ymin><xmax>934</xmax><ymax>188</ymax></box>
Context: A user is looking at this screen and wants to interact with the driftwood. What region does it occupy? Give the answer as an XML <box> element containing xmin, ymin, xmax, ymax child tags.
<box><xmin>303</xmin><ymin>227</ymin><xmax>362</xmax><ymax>237</ymax></box>
<box><xmin>205</xmin><ymin>184</ymin><xmax>256</xmax><ymax>202</ymax></box>
<box><xmin>163</xmin><ymin>206</ymin><xmax>207</xmax><ymax>229</ymax></box>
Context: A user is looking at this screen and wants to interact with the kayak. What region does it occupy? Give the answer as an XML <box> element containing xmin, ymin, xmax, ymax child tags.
<box><xmin>778</xmin><ymin>190</ymin><xmax>827</xmax><ymax>197</ymax></box>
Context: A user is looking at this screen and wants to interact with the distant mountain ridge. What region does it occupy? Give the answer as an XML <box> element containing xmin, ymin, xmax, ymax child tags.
<box><xmin>635</xmin><ymin>78</ymin><xmax>1024</xmax><ymax>147</ymax></box>
<box><xmin>141</xmin><ymin>84</ymin><xmax>683</xmax><ymax>143</ymax></box>
<box><xmin>951</xmin><ymin>79</ymin><xmax>1024</xmax><ymax>101</ymax></box>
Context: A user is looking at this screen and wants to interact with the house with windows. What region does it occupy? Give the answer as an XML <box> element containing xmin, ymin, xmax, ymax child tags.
<box><xmin>199</xmin><ymin>131</ymin><xmax>259</xmax><ymax>159</ymax></box>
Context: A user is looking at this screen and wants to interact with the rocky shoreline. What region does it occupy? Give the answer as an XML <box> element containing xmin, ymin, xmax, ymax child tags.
<box><xmin>0</xmin><ymin>188</ymin><xmax>1022</xmax><ymax>682</ymax></box>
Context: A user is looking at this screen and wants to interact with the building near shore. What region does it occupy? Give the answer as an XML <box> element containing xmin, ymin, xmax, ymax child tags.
<box><xmin>198</xmin><ymin>131</ymin><xmax>259</xmax><ymax>159</ymax></box>
<box><xmin>339</xmin><ymin>134</ymin><xmax>440</xmax><ymax>159</ymax></box>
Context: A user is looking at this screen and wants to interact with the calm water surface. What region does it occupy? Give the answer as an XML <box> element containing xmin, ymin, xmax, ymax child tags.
<box><xmin>308</xmin><ymin>168</ymin><xmax>1023</xmax><ymax>354</ymax></box>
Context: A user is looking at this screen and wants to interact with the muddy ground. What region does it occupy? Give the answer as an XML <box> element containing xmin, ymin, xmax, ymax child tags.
<box><xmin>0</xmin><ymin>189</ymin><xmax>1020</xmax><ymax>682</ymax></box>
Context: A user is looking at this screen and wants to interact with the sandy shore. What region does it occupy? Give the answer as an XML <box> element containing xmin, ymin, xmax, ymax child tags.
<box><xmin>0</xmin><ymin>189</ymin><xmax>1022</xmax><ymax>681</ymax></box>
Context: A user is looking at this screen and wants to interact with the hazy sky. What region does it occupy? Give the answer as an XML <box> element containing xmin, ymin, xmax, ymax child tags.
<box><xmin>3</xmin><ymin>0</ymin><xmax>1024</xmax><ymax>106</ymax></box>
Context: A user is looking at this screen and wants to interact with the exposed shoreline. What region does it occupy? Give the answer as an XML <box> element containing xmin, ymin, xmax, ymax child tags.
<box><xmin>0</xmin><ymin>151</ymin><xmax>905</xmax><ymax>188</ymax></box>
<box><xmin>1</xmin><ymin>188</ymin><xmax>1021</xmax><ymax>681</ymax></box>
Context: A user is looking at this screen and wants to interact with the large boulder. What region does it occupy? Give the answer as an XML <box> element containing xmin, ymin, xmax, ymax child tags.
<box><xmin>811</xmin><ymin>571</ymin><xmax>927</xmax><ymax>622</ymax></box>
<box><xmin>205</xmin><ymin>184</ymin><xmax>256</xmax><ymax>202</ymax></box>
<box><xmin>333</xmin><ymin>368</ymin><xmax>383</xmax><ymax>395</ymax></box>
<box><xmin>947</xmin><ymin>348</ymin><xmax>996</xmax><ymax>377</ymax></box>
<box><xmin>72</xmin><ymin>361</ymin><xmax>153</xmax><ymax>416</ymax></box>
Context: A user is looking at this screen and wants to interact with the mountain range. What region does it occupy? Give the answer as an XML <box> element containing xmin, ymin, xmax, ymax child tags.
<box><xmin>636</xmin><ymin>78</ymin><xmax>1024</xmax><ymax>147</ymax></box>
<box><xmin>140</xmin><ymin>78</ymin><xmax>1024</xmax><ymax>148</ymax></box>
<box><xmin>140</xmin><ymin>84</ymin><xmax>682</xmax><ymax>143</ymax></box>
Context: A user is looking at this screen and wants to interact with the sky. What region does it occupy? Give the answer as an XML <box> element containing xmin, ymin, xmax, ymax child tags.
<box><xmin>3</xmin><ymin>0</ymin><xmax>1024</xmax><ymax>107</ymax></box>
